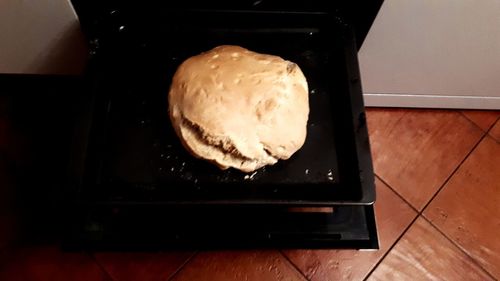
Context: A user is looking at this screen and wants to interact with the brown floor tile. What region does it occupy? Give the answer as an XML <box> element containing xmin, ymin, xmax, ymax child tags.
<box><xmin>172</xmin><ymin>251</ymin><xmax>305</xmax><ymax>281</ymax></box>
<box><xmin>367</xmin><ymin>218</ymin><xmax>493</xmax><ymax>281</ymax></box>
<box><xmin>0</xmin><ymin>245</ymin><xmax>110</xmax><ymax>281</ymax></box>
<box><xmin>94</xmin><ymin>251</ymin><xmax>193</xmax><ymax>281</ymax></box>
<box><xmin>283</xmin><ymin>178</ymin><xmax>416</xmax><ymax>281</ymax></box>
<box><xmin>424</xmin><ymin>136</ymin><xmax>500</xmax><ymax>278</ymax></box>
<box><xmin>366</xmin><ymin>108</ymin><xmax>483</xmax><ymax>210</ymax></box>
<box><xmin>489</xmin><ymin>120</ymin><xmax>500</xmax><ymax>141</ymax></box>
<box><xmin>461</xmin><ymin>110</ymin><xmax>500</xmax><ymax>131</ymax></box>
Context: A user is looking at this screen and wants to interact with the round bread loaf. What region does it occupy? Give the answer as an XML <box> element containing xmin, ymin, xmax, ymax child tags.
<box><xmin>168</xmin><ymin>45</ymin><xmax>309</xmax><ymax>172</ymax></box>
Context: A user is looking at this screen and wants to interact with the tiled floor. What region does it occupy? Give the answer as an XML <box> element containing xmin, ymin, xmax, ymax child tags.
<box><xmin>0</xmin><ymin>108</ymin><xmax>499</xmax><ymax>281</ymax></box>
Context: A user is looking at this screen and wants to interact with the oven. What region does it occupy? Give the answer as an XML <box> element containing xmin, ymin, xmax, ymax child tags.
<box><xmin>60</xmin><ymin>0</ymin><xmax>383</xmax><ymax>249</ymax></box>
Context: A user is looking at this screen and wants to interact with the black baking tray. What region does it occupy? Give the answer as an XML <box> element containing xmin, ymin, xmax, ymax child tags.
<box><xmin>71</xmin><ymin>8</ymin><xmax>376</xmax><ymax>206</ymax></box>
<box><xmin>0</xmin><ymin>74</ymin><xmax>378</xmax><ymax>249</ymax></box>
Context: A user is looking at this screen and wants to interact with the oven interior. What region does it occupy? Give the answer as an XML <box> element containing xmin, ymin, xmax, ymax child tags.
<box><xmin>62</xmin><ymin>0</ymin><xmax>382</xmax><ymax>249</ymax></box>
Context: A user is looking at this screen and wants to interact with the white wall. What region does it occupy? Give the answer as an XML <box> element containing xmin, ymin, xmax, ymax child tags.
<box><xmin>0</xmin><ymin>0</ymin><xmax>87</xmax><ymax>75</ymax></box>
<box><xmin>359</xmin><ymin>0</ymin><xmax>500</xmax><ymax>109</ymax></box>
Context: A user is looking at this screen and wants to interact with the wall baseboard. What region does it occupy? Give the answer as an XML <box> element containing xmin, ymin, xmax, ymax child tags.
<box><xmin>363</xmin><ymin>93</ymin><xmax>500</xmax><ymax>110</ymax></box>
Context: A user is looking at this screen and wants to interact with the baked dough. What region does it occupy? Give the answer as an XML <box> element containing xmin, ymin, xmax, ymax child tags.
<box><xmin>168</xmin><ymin>45</ymin><xmax>309</xmax><ymax>172</ymax></box>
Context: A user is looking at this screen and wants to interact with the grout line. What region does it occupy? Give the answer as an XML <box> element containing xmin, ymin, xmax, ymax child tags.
<box><xmin>166</xmin><ymin>251</ymin><xmax>199</xmax><ymax>281</ymax></box>
<box><xmin>421</xmin><ymin>216</ymin><xmax>498</xmax><ymax>281</ymax></box>
<box><xmin>375</xmin><ymin>174</ymin><xmax>419</xmax><ymax>214</ymax></box>
<box><xmin>279</xmin><ymin>250</ymin><xmax>312</xmax><ymax>281</ymax></box>
<box><xmin>460</xmin><ymin>111</ymin><xmax>500</xmax><ymax>134</ymax></box>
<box><xmin>361</xmin><ymin>174</ymin><xmax>421</xmax><ymax>280</ymax></box>
<box><xmin>420</xmin><ymin>130</ymin><xmax>488</xmax><ymax>215</ymax></box>
<box><xmin>487</xmin><ymin>115</ymin><xmax>500</xmax><ymax>132</ymax></box>
<box><xmin>486</xmin><ymin>117</ymin><xmax>500</xmax><ymax>143</ymax></box>
<box><xmin>362</xmin><ymin>213</ymin><xmax>420</xmax><ymax>281</ymax></box>
<box><xmin>87</xmin><ymin>252</ymin><xmax>118</xmax><ymax>281</ymax></box>
<box><xmin>459</xmin><ymin>112</ymin><xmax>491</xmax><ymax>133</ymax></box>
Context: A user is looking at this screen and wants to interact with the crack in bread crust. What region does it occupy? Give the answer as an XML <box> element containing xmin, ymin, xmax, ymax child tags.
<box><xmin>177</xmin><ymin>112</ymin><xmax>279</xmax><ymax>172</ymax></box>
<box><xmin>180</xmin><ymin>114</ymin><xmax>252</xmax><ymax>162</ymax></box>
